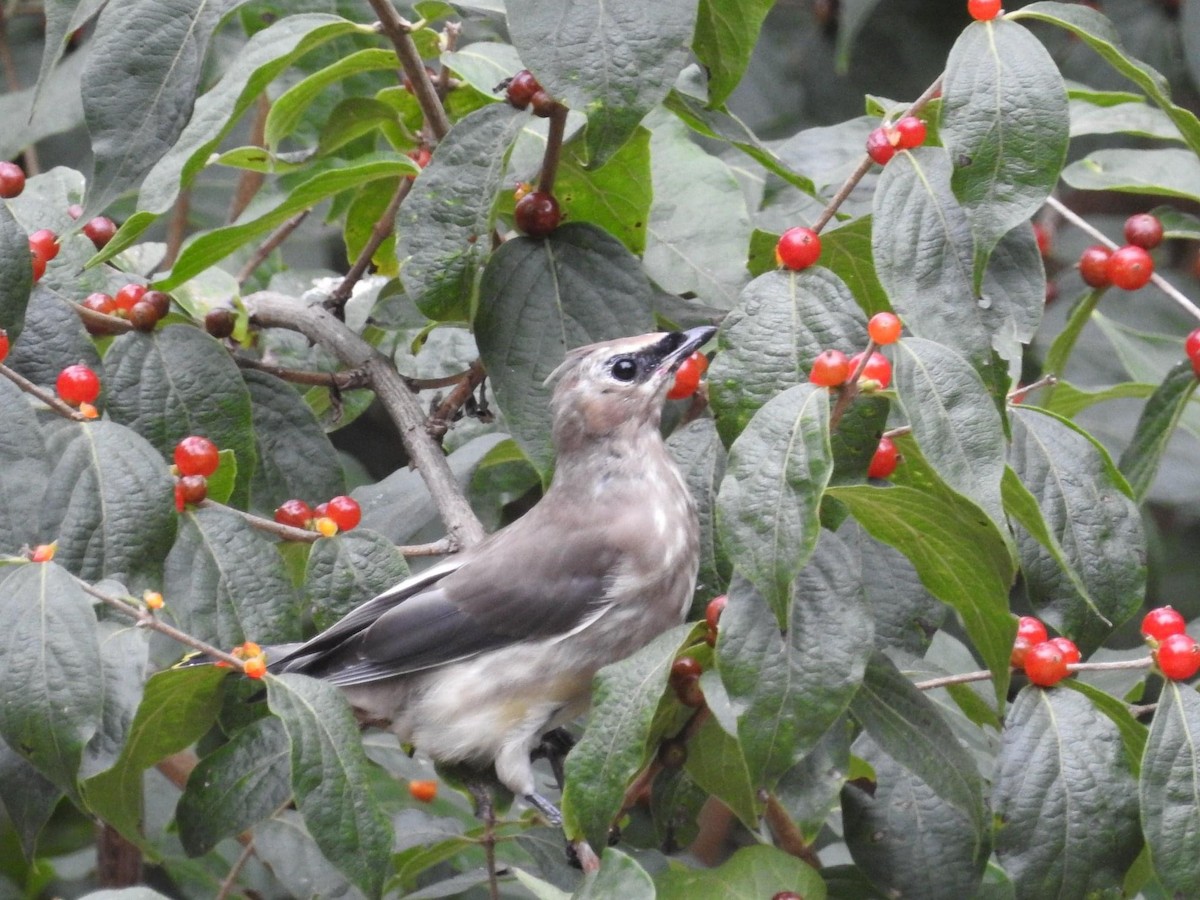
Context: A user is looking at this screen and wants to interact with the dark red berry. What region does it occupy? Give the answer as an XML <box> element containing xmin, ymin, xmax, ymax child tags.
<box><xmin>1123</xmin><ymin>213</ymin><xmax>1164</xmax><ymax>250</ymax></box>
<box><xmin>326</xmin><ymin>495</ymin><xmax>361</xmax><ymax>531</ymax></box>
<box><xmin>174</xmin><ymin>435</ymin><xmax>220</xmax><ymax>477</ymax></box>
<box><xmin>205</xmin><ymin>308</ymin><xmax>236</xmax><ymax>339</ymax></box>
<box><xmin>56</xmin><ymin>364</ymin><xmax>101</xmax><ymax>405</ymax></box>
<box><xmin>670</xmin><ymin>657</ymin><xmax>703</xmax><ymax>685</ymax></box>
<box><xmin>142</xmin><ymin>290</ymin><xmax>171</xmax><ymax>319</ymax></box>
<box><xmin>866</xmin><ymin>127</ymin><xmax>897</xmax><ymax>165</ymax></box>
<box><xmin>775</xmin><ymin>227</ymin><xmax>821</xmax><ymax>270</ymax></box>
<box><xmin>1108</xmin><ymin>245</ymin><xmax>1154</xmax><ymax>290</ymax></box>
<box><xmin>129</xmin><ymin>301</ymin><xmax>159</xmax><ymax>332</ymax></box>
<box><xmin>868</xmin><ymin>437</ymin><xmax>899</xmax><ymax>479</ymax></box>
<box><xmin>893</xmin><ymin>116</ymin><xmax>927</xmax><ymax>149</ymax></box>
<box><xmin>1079</xmin><ymin>245</ymin><xmax>1112</xmax><ymax>288</ymax></box>
<box><xmin>0</xmin><ymin>161</ymin><xmax>25</xmax><ymax>198</ymax></box>
<box><xmin>809</xmin><ymin>349</ymin><xmax>851</xmax><ymax>387</ymax></box>
<box><xmin>82</xmin><ymin>292</ymin><xmax>116</xmax><ymax>313</ymax></box>
<box><xmin>705</xmin><ymin>595</ymin><xmax>727</xmax><ymax>632</ymax></box>
<box><xmin>83</xmin><ymin>216</ymin><xmax>118</xmax><ymax>249</ymax></box>
<box><xmin>178</xmin><ymin>474</ymin><xmax>208</xmax><ymax>505</ymax></box>
<box><xmin>1156</xmin><ymin>633</ymin><xmax>1200</xmax><ymax>680</ymax></box>
<box><xmin>506</xmin><ymin>70</ymin><xmax>542</xmax><ymax>109</ymax></box>
<box><xmin>1142</xmin><ymin>606</ymin><xmax>1186</xmax><ymax>642</ymax></box>
<box><xmin>514</xmin><ymin>191</ymin><xmax>561</xmax><ymax>237</ymax></box>
<box><xmin>274</xmin><ymin>499</ymin><xmax>314</xmax><ymax>529</ymax></box>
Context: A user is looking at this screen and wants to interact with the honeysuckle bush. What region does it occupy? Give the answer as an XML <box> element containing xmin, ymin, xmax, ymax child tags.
<box><xmin>1</xmin><ymin>0</ymin><xmax>1199</xmax><ymax>897</ymax></box>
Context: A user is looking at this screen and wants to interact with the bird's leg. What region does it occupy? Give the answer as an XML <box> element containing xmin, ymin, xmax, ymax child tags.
<box><xmin>531</xmin><ymin>727</ymin><xmax>576</xmax><ymax>791</ymax></box>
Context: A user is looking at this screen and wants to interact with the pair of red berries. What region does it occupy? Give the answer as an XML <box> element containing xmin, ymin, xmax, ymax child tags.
<box><xmin>1078</xmin><ymin>214</ymin><xmax>1163</xmax><ymax>291</ymax></box>
<box><xmin>274</xmin><ymin>495</ymin><xmax>362</xmax><ymax>534</ymax></box>
<box><xmin>1141</xmin><ymin>605</ymin><xmax>1200</xmax><ymax>681</ymax></box>
<box><xmin>29</xmin><ymin>228</ymin><xmax>59</xmax><ymax>282</ymax></box>
<box><xmin>82</xmin><ymin>284</ymin><xmax>171</xmax><ymax>333</ymax></box>
<box><xmin>174</xmin><ymin>435</ymin><xmax>222</xmax><ymax>509</ymax></box>
<box><xmin>866</xmin><ymin>116</ymin><xmax>927</xmax><ymax>166</ymax></box>
<box><xmin>1011</xmin><ymin>616</ymin><xmax>1081</xmax><ymax>686</ymax></box>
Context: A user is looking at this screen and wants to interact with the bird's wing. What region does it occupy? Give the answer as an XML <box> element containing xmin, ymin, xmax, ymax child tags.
<box><xmin>274</xmin><ymin>511</ymin><xmax>627</xmax><ymax>686</ymax></box>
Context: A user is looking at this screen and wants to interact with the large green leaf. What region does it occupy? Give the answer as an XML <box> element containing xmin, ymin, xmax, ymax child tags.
<box><xmin>0</xmin><ymin>563</ymin><xmax>103</xmax><ymax>792</ymax></box>
<box><xmin>395</xmin><ymin>103</ymin><xmax>524</xmax><ymax>321</ymax></box>
<box><xmin>1118</xmin><ymin>360</ymin><xmax>1200</xmax><ymax>501</ymax></box>
<box><xmin>80</xmin><ymin>0</ymin><xmax>240</xmax><ymax>217</ymax></box>
<box><xmin>577</xmin><ymin>849</ymin><xmax>655</xmax><ymax>899</ymax></box>
<box><xmin>1061</xmin><ymin>148</ymin><xmax>1200</xmax><ymax>202</ymax></box>
<box><xmin>0</xmin><ymin>736</ymin><xmax>62</xmax><ymax>858</ymax></box>
<box><xmin>940</xmin><ymin>19</ymin><xmax>1068</xmax><ymax>271</ymax></box>
<box><xmin>667</xmin><ymin>419</ymin><xmax>729</xmax><ymax>610</ymax></box>
<box><xmin>81</xmin><ymin>624</ymin><xmax>149</xmax><ymax>781</ymax></box>
<box><xmin>40</xmin><ymin>421</ymin><xmax>177</xmax><ymax>586</ymax></box>
<box><xmin>690</xmin><ymin>0</ymin><xmax>777</xmax><ymax>107</ymax></box>
<box><xmin>303</xmin><ymin>530</ymin><xmax>410</xmax><ymax>631</ymax></box>
<box><xmin>1140</xmin><ymin>682</ymin><xmax>1200</xmax><ymax>897</ymax></box>
<box><xmin>716</xmin><ymin>384</ymin><xmax>831</xmax><ymax>622</ymax></box>
<box><xmin>507</xmin><ymin>0</ymin><xmax>698</xmax><ymax>164</ymax></box>
<box><xmin>555</xmin><ymin>126</ymin><xmax>652</xmax><ymax>256</ymax></box>
<box><xmin>993</xmin><ymin>686</ymin><xmax>1141</xmax><ymax>900</ymax></box>
<box><xmin>266</xmin><ymin>674</ymin><xmax>392</xmax><ymax>898</ymax></box>
<box><xmin>0</xmin><ymin>199</ymin><xmax>33</xmax><ymax>340</ymax></box>
<box><xmin>475</xmin><ymin>223</ymin><xmax>656</xmax><ymax>477</ymax></box>
<box><xmin>0</xmin><ymin>378</ymin><xmax>50</xmax><ymax>550</ymax></box>
<box><xmin>656</xmin><ymin>844</ymin><xmax>826</xmax><ymax>898</ymax></box>
<box><xmin>104</xmin><ymin>325</ymin><xmax>256</xmax><ymax>507</ymax></box>
<box><xmin>1009</xmin><ymin>407</ymin><xmax>1145</xmax><ymax>650</ymax></box>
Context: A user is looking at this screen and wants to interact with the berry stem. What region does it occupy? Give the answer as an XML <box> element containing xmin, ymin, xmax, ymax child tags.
<box><xmin>325</xmin><ymin>175</ymin><xmax>414</xmax><ymax>316</ymax></box>
<box><xmin>1007</xmin><ymin>373</ymin><xmax>1058</xmax><ymax>404</ymax></box>
<box><xmin>0</xmin><ymin>363</ymin><xmax>91</xmax><ymax>420</ymax></box>
<box><xmin>367</xmin><ymin>0</ymin><xmax>451</xmax><ymax>139</ymax></box>
<box><xmin>913</xmin><ymin>655</ymin><xmax>1154</xmax><ymax>691</ymax></box>
<box><xmin>1045</xmin><ymin>195</ymin><xmax>1200</xmax><ymax>322</ymax></box>
<box><xmin>215</xmin><ymin>835</ymin><xmax>258</xmax><ymax>900</ymax></box>
<box><xmin>427</xmin><ymin>360</ymin><xmax>488</xmax><ymax>440</ymax></box>
<box><xmin>537</xmin><ymin>102</ymin><xmax>570</xmax><ymax>196</ymax></box>
<box><xmin>236</xmin><ymin>210</ymin><xmax>312</xmax><ymax>285</ymax></box>
<box><xmin>827</xmin><ymin>338</ymin><xmax>879</xmax><ymax>432</ymax></box>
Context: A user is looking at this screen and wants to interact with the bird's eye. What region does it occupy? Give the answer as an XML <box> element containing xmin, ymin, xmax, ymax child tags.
<box><xmin>611</xmin><ymin>357</ymin><xmax>638</xmax><ymax>382</ymax></box>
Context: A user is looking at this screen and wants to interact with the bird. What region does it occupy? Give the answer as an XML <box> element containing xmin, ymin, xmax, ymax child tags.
<box><xmin>270</xmin><ymin>324</ymin><xmax>717</xmax><ymax>822</ymax></box>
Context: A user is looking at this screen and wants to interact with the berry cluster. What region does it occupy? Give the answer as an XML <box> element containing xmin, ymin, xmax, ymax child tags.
<box><xmin>220</xmin><ymin>640</ymin><xmax>267</xmax><ymax>679</ymax></box>
<box><xmin>173</xmin><ymin>435</ymin><xmax>220</xmax><ymax>509</ymax></box>
<box><xmin>1141</xmin><ymin>605</ymin><xmax>1200</xmax><ymax>681</ymax></box>
<box><xmin>866</xmin><ymin>115</ymin><xmax>927</xmax><ymax>166</ymax></box>
<box><xmin>274</xmin><ymin>495</ymin><xmax>362</xmax><ymax>536</ymax></box>
<box><xmin>56</xmin><ymin>364</ymin><xmax>101</xmax><ymax>418</ymax></box>
<box><xmin>1010</xmin><ymin>616</ymin><xmax>1080</xmax><ymax>687</ymax></box>
<box><xmin>504</xmin><ymin>69</ymin><xmax>556</xmax><ymax>118</ymax></box>
<box><xmin>668</xmin><ymin>351</ymin><xmax>709</xmax><ymax>400</ymax></box>
<box><xmin>21</xmin><ymin>206</ymin><xmax>118</xmax><ymax>286</ymax></box>
<box><xmin>81</xmin><ymin>284</ymin><xmax>172</xmax><ymax>334</ymax></box>
<box><xmin>1078</xmin><ymin>213</ymin><xmax>1161</xmax><ymax>291</ymax></box>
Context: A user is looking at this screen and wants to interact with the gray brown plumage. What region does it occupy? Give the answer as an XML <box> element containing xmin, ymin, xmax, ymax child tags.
<box><xmin>271</xmin><ymin>325</ymin><xmax>715</xmax><ymax>819</ymax></box>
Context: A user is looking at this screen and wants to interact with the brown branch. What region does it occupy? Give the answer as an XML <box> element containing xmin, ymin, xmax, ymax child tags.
<box><xmin>198</xmin><ymin>498</ymin><xmax>319</xmax><ymax>543</ymax></box>
<box><xmin>325</xmin><ymin>175</ymin><xmax>412</xmax><ymax>315</ymax></box>
<box><xmin>537</xmin><ymin>103</ymin><xmax>569</xmax><ymax>195</ymax></box>
<box><xmin>236</xmin><ymin>210</ymin><xmax>311</xmax><ymax>285</ymax></box>
<box><xmin>427</xmin><ymin>360</ymin><xmax>487</xmax><ymax>439</ymax></box>
<box><xmin>246</xmin><ymin>290</ymin><xmax>487</xmax><ymax>547</ymax></box>
<box><xmin>367</xmin><ymin>0</ymin><xmax>451</xmax><ymax>139</ymax></box>
<box><xmin>436</xmin><ymin>23</ymin><xmax>461</xmax><ymax>100</ymax></box>
<box><xmin>761</xmin><ymin>791</ymin><xmax>821</xmax><ymax>869</ymax></box>
<box><xmin>228</xmin><ymin>94</ymin><xmax>271</xmax><ymax>223</ymax></box>
<box><xmin>216</xmin><ymin>836</ymin><xmax>257</xmax><ymax>900</ymax></box>
<box><xmin>233</xmin><ymin>354</ymin><xmax>371</xmax><ymax>390</ymax></box>
<box><xmin>161</xmin><ymin>187</ymin><xmax>191</xmax><ymax>270</ymax></box>
<box><xmin>0</xmin><ymin>363</ymin><xmax>90</xmax><ymax>420</ymax></box>
<box><xmin>827</xmin><ymin>338</ymin><xmax>880</xmax><ymax>432</ymax></box>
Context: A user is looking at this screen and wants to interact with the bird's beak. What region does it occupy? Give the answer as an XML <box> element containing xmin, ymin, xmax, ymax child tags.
<box><xmin>653</xmin><ymin>325</ymin><xmax>718</xmax><ymax>377</ymax></box>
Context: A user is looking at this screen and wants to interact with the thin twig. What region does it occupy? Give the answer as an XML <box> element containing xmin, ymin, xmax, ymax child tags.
<box><xmin>233</xmin><ymin>354</ymin><xmax>371</xmax><ymax>389</ymax></box>
<box><xmin>161</xmin><ymin>188</ymin><xmax>191</xmax><ymax>270</ymax></box>
<box><xmin>427</xmin><ymin>360</ymin><xmax>487</xmax><ymax>439</ymax></box>
<box><xmin>828</xmin><ymin>338</ymin><xmax>880</xmax><ymax>432</ymax></box>
<box><xmin>198</xmin><ymin>498</ymin><xmax>319</xmax><ymax>543</ymax></box>
<box><xmin>761</xmin><ymin>791</ymin><xmax>821</xmax><ymax>869</ymax></box>
<box><xmin>215</xmin><ymin>837</ymin><xmax>257</xmax><ymax>900</ymax></box>
<box><xmin>368</xmin><ymin>0</ymin><xmax>451</xmax><ymax>139</ymax></box>
<box><xmin>236</xmin><ymin>210</ymin><xmax>311</xmax><ymax>285</ymax></box>
<box><xmin>1045</xmin><ymin>194</ymin><xmax>1200</xmax><ymax>322</ymax></box>
<box><xmin>325</xmin><ymin>176</ymin><xmax>412</xmax><ymax>315</ymax></box>
<box><xmin>537</xmin><ymin>104</ymin><xmax>569</xmax><ymax>195</ymax></box>
<box><xmin>1</xmin><ymin>363</ymin><xmax>90</xmax><ymax>419</ymax></box>
<box><xmin>913</xmin><ymin>655</ymin><xmax>1154</xmax><ymax>691</ymax></box>
<box><xmin>436</xmin><ymin>23</ymin><xmax>461</xmax><ymax>100</ymax></box>
<box><xmin>1008</xmin><ymin>373</ymin><xmax>1058</xmax><ymax>404</ymax></box>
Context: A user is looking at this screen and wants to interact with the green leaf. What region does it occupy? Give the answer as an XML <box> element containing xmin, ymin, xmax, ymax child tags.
<box><xmin>1069</xmin><ymin>96</ymin><xmax>1182</xmax><ymax>141</ymax></box>
<box><xmin>319</xmin><ymin>99</ymin><xmax>406</xmax><ymax>157</ymax></box>
<box><xmin>0</xmin><ymin>199</ymin><xmax>33</xmax><ymax>340</ymax></box>
<box><xmin>849</xmin><ymin>652</ymin><xmax>988</xmax><ymax>840</ymax></box>
<box><xmin>993</xmin><ymin>686</ymin><xmax>1142</xmax><ymax>900</ymax></box>
<box><xmin>716</xmin><ymin>384</ymin><xmax>832</xmax><ymax>622</ymax></box>
<box><xmin>1061</xmin><ymin>148</ymin><xmax>1200</xmax><ymax>202</ymax></box>
<box><xmin>303</xmin><ymin>530</ymin><xmax>410</xmax><ymax>631</ymax></box>
<box><xmin>395</xmin><ymin>103</ymin><xmax>523</xmax><ymax>321</ymax></box>
<box><xmin>80</xmin><ymin>0</ymin><xmax>240</xmax><ymax>217</ymax></box>
<box><xmin>843</xmin><ymin>731</ymin><xmax>989</xmax><ymax>900</ymax></box>
<box><xmin>1009</xmin><ymin>407</ymin><xmax>1146</xmax><ymax>651</ymax></box>
<box><xmin>252</xmin><ymin>811</ymin><xmax>367</xmax><ymax>900</ymax></box>
<box><xmin>555</xmin><ymin>126</ymin><xmax>652</xmax><ymax>255</ymax></box>
<box><xmin>104</xmin><ymin>325</ymin><xmax>257</xmax><ymax>508</ymax></box>
<box><xmin>683</xmin><ymin>713</ymin><xmax>758</xmax><ymax>828</ymax></box>
<box><xmin>893</xmin><ymin>337</ymin><xmax>1007</xmax><ymax>531</ymax></box>
<box><xmin>243</xmin><ymin>370</ymin><xmax>344</xmax><ymax>515</ymax></box>
<box><xmin>0</xmin><ymin>563</ymin><xmax>103</xmax><ymax>792</ymax></box>
<box><xmin>164</xmin><ymin>505</ymin><xmax>302</xmax><ymax>647</ymax></box>
<box><xmin>442</xmin><ymin>42</ymin><xmax>524</xmax><ymax>96</ymax></box>
<box><xmin>475</xmin><ymin>224</ymin><xmax>656</xmax><ymax>477</ymax></box>
<box><xmin>95</xmin><ymin>14</ymin><xmax>369</xmax><ymax>261</ymax></box>
<box><xmin>0</xmin><ymin>736</ymin><xmax>62</xmax><ymax>858</ymax></box>
<box><xmin>718</xmin><ymin>531</ymin><xmax>870</xmax><ymax>790</ymax></box>
<box><xmin>707</xmin><ymin>268</ymin><xmax>867</xmax><ymax>445</ymax></box>
<box><xmin>1117</xmin><ymin>360</ymin><xmax>1200</xmax><ymax>501</ymax></box>
<box><xmin>40</xmin><ymin>421</ymin><xmax>177</xmax><ymax>585</ymax></box>
<box><xmin>1062</xmin><ymin>680</ymin><xmax>1147</xmax><ymax>773</ymax></box>
<box><xmin>819</xmin><ymin>215</ymin><xmax>890</xmax><ymax>316</ymax></box>
<box><xmin>691</xmin><ymin>0</ymin><xmax>777</xmax><ymax>107</ymax></box>
<box><xmin>656</xmin><ymin>844</ymin><xmax>826</xmax><ymax>898</ymax></box>
<box><xmin>177</xmin><ymin>716</ymin><xmax>291</xmax><ymax>857</ymax></box>
<box><xmin>941</xmin><ymin>19</ymin><xmax>1068</xmax><ymax>269</ymax></box>
<box><xmin>1040</xmin><ymin>288</ymin><xmax>1103</xmax><ymax>393</ymax></box>
<box><xmin>82</xmin><ymin>665</ymin><xmax>228</xmax><ymax>842</ymax></box>
<box><xmin>577</xmin><ymin>848</ymin><xmax>655</xmax><ymax>900</ymax></box>
<box><xmin>1010</xmin><ymin>2</ymin><xmax>1200</xmax><ymax>156</ymax></box>
<box><xmin>81</xmin><ymin>624</ymin><xmax>149</xmax><ymax>780</ymax></box>
<box><xmin>508</xmin><ymin>0</ymin><xmax>698</xmax><ymax>164</ymax></box>
<box><xmin>1140</xmin><ymin>682</ymin><xmax>1200</xmax><ymax>897</ymax></box>
<box><xmin>156</xmin><ymin>156</ymin><xmax>416</xmax><ymax>290</ymax></box>
<box><xmin>562</xmin><ymin>625</ymin><xmax>690</xmax><ymax>850</ymax></box>
<box><xmin>266</xmin><ymin>673</ymin><xmax>392</xmax><ymax>898</ymax></box>
<box><xmin>1038</xmin><ymin>381</ymin><xmax>1154</xmax><ymax>420</ymax></box>
<box><xmin>667</xmin><ymin>419</ymin><xmax>730</xmax><ymax>609</ymax></box>
<box><xmin>0</xmin><ymin>377</ymin><xmax>50</xmax><ymax>550</ymax></box>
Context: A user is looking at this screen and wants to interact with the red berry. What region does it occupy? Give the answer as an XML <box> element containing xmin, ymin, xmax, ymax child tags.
<box><xmin>243</xmin><ymin>656</ymin><xmax>267</xmax><ymax>679</ymax></box>
<box><xmin>274</xmin><ymin>499</ymin><xmax>314</xmax><ymax>529</ymax></box>
<box><xmin>670</xmin><ymin>657</ymin><xmax>703</xmax><ymax>684</ymax></box>
<box><xmin>56</xmin><ymin>364</ymin><xmax>101</xmax><ymax>405</ymax></box>
<box><xmin>506</xmin><ymin>70</ymin><xmax>542</xmax><ymax>109</ymax></box>
<box><xmin>326</xmin><ymin>495</ymin><xmax>362</xmax><ymax>531</ymax></box>
<box><xmin>967</xmin><ymin>0</ymin><xmax>1003</xmax><ymax>20</ymax></box>
<box><xmin>31</xmin><ymin>253</ymin><xmax>45</xmax><ymax>282</ymax></box>
<box><xmin>669</xmin><ymin>657</ymin><xmax>705</xmax><ymax>708</ymax></box>
<box><xmin>129</xmin><ymin>301</ymin><xmax>161</xmax><ymax>332</ymax></box>
<box><xmin>83</xmin><ymin>216</ymin><xmax>118</xmax><ymax>249</ymax></box>
<box><xmin>1033</xmin><ymin>222</ymin><xmax>1052</xmax><ymax>257</ymax></box>
<box><xmin>705</xmin><ymin>595</ymin><xmax>727</xmax><ymax>632</ymax></box>
<box><xmin>82</xmin><ymin>292</ymin><xmax>116</xmax><ymax>315</ymax></box>
<box><xmin>205</xmin><ymin>308</ymin><xmax>236</xmax><ymax>339</ymax></box>
<box><xmin>0</xmin><ymin>161</ymin><xmax>25</xmax><ymax>198</ymax></box>
<box><xmin>849</xmin><ymin>350</ymin><xmax>892</xmax><ymax>389</ymax></box>
<box><xmin>174</xmin><ymin>435</ymin><xmax>220</xmax><ymax>477</ymax></box>
<box><xmin>1049</xmin><ymin>636</ymin><xmax>1081</xmax><ymax>665</ymax></box>
<box><xmin>408</xmin><ymin>779</ymin><xmax>438</xmax><ymax>803</ymax></box>
<box><xmin>114</xmin><ymin>283</ymin><xmax>148</xmax><ymax>313</ymax></box>
<box><xmin>868</xmin><ymin>437</ymin><xmax>899</xmax><ymax>479</ymax></box>
<box><xmin>1124</xmin><ymin>213</ymin><xmax>1164</xmax><ymax>250</ymax></box>
<box><xmin>668</xmin><ymin>351</ymin><xmax>708</xmax><ymax>400</ymax></box>
<box><xmin>0</xmin><ymin>328</ymin><xmax>8</xmax><ymax>364</ymax></box>
<box><xmin>867</xmin><ymin>312</ymin><xmax>902</xmax><ymax>345</ymax></box>
<box><xmin>514</xmin><ymin>191</ymin><xmax>561</xmax><ymax>237</ymax></box>
<box><xmin>1024</xmin><ymin>641</ymin><xmax>1068</xmax><ymax>686</ymax></box>
<box><xmin>1186</xmin><ymin>328</ymin><xmax>1200</xmax><ymax>363</ymax></box>
<box><xmin>1078</xmin><ymin>245</ymin><xmax>1112</xmax><ymax>288</ymax></box>
<box><xmin>1010</xmin><ymin>636</ymin><xmax>1033</xmax><ymax>668</ymax></box>
<box><xmin>142</xmin><ymin>290</ymin><xmax>171</xmax><ymax>319</ymax></box>
<box><xmin>1108</xmin><ymin>245</ymin><xmax>1154</xmax><ymax>290</ymax></box>
<box><xmin>313</xmin><ymin>502</ymin><xmax>329</xmax><ymax>518</ymax></box>
<box><xmin>809</xmin><ymin>349</ymin><xmax>851</xmax><ymax>387</ymax></box>
<box><xmin>866</xmin><ymin>127</ymin><xmax>897</xmax><ymax>165</ymax></box>
<box><xmin>174</xmin><ymin>481</ymin><xmax>186</xmax><ymax>512</ymax></box>
<box><xmin>1142</xmin><ymin>606</ymin><xmax>1186</xmax><ymax>642</ymax></box>
<box><xmin>775</xmin><ymin>226</ymin><xmax>822</xmax><ymax>270</ymax></box>
<box><xmin>1155</xmin><ymin>633</ymin><xmax>1200</xmax><ymax>681</ymax></box>
<box><xmin>178</xmin><ymin>474</ymin><xmax>208</xmax><ymax>505</ymax></box>
<box><xmin>893</xmin><ymin>116</ymin><xmax>927</xmax><ymax>150</ymax></box>
<box><xmin>1016</xmin><ymin>616</ymin><xmax>1049</xmax><ymax>645</ymax></box>
<box><xmin>28</xmin><ymin>229</ymin><xmax>59</xmax><ymax>264</ymax></box>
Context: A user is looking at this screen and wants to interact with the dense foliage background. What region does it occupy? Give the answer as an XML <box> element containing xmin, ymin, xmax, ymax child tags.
<box><xmin>1</xmin><ymin>0</ymin><xmax>1200</xmax><ymax>897</ymax></box>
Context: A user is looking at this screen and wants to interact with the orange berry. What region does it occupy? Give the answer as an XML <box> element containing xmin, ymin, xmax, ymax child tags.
<box><xmin>315</xmin><ymin>516</ymin><xmax>338</xmax><ymax>537</ymax></box>
<box><xmin>409</xmin><ymin>779</ymin><xmax>438</xmax><ymax>802</ymax></box>
<box><xmin>243</xmin><ymin>656</ymin><xmax>266</xmax><ymax>679</ymax></box>
<box><xmin>143</xmin><ymin>590</ymin><xmax>164</xmax><ymax>610</ymax></box>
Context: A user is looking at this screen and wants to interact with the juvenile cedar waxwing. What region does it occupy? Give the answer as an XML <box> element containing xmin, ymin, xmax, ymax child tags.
<box><xmin>271</xmin><ymin>325</ymin><xmax>717</xmax><ymax>821</ymax></box>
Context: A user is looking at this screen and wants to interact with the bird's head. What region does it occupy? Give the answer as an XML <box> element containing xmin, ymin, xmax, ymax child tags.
<box><xmin>547</xmin><ymin>325</ymin><xmax>717</xmax><ymax>453</ymax></box>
